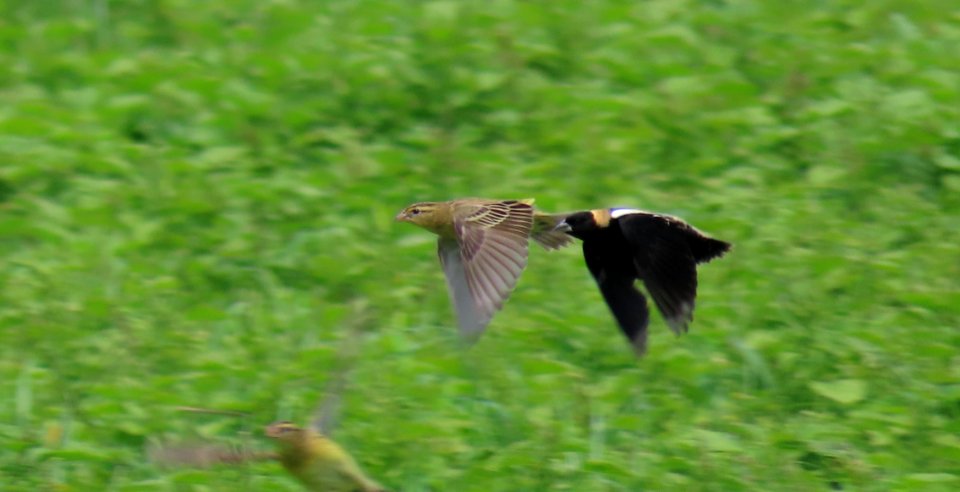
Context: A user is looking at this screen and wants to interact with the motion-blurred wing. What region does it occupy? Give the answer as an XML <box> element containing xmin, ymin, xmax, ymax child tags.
<box><xmin>438</xmin><ymin>236</ymin><xmax>488</xmax><ymax>338</ymax></box>
<box><xmin>440</xmin><ymin>200</ymin><xmax>534</xmax><ymax>339</ymax></box>
<box><xmin>311</xmin><ymin>371</ymin><xmax>347</xmax><ymax>438</ymax></box>
<box><xmin>583</xmin><ymin>239</ymin><xmax>651</xmax><ymax>355</ymax></box>
<box><xmin>148</xmin><ymin>442</ymin><xmax>274</xmax><ymax>468</ymax></box>
<box><xmin>618</xmin><ymin>213</ymin><xmax>700</xmax><ymax>335</ymax></box>
<box><xmin>309</xmin><ymin>303</ymin><xmax>368</xmax><ymax>437</ymax></box>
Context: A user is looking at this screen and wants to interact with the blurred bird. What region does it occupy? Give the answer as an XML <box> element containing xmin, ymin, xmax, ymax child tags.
<box><xmin>396</xmin><ymin>198</ymin><xmax>571</xmax><ymax>339</ymax></box>
<box><xmin>150</xmin><ymin>421</ymin><xmax>387</xmax><ymax>492</ymax></box>
<box><xmin>265</xmin><ymin>421</ymin><xmax>387</xmax><ymax>492</ymax></box>
<box><xmin>555</xmin><ymin>208</ymin><xmax>731</xmax><ymax>355</ymax></box>
<box><xmin>150</xmin><ymin>305</ymin><xmax>388</xmax><ymax>491</ymax></box>
<box><xmin>266</xmin><ymin>324</ymin><xmax>388</xmax><ymax>492</ymax></box>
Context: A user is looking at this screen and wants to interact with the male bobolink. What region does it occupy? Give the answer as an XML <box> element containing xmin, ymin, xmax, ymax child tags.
<box><xmin>266</xmin><ymin>421</ymin><xmax>387</xmax><ymax>492</ymax></box>
<box><xmin>397</xmin><ymin>198</ymin><xmax>570</xmax><ymax>338</ymax></box>
<box><xmin>556</xmin><ymin>208</ymin><xmax>731</xmax><ymax>355</ymax></box>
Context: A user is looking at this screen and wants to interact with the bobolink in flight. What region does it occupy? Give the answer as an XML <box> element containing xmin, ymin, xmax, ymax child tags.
<box><xmin>150</xmin><ymin>323</ymin><xmax>388</xmax><ymax>492</ymax></box>
<box><xmin>150</xmin><ymin>422</ymin><xmax>386</xmax><ymax>492</ymax></box>
<box><xmin>556</xmin><ymin>208</ymin><xmax>731</xmax><ymax>355</ymax></box>
<box><xmin>397</xmin><ymin>198</ymin><xmax>570</xmax><ymax>339</ymax></box>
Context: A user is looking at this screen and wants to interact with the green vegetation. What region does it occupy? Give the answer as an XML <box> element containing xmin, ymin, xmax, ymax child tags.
<box><xmin>2</xmin><ymin>1</ymin><xmax>958</xmax><ymax>490</ymax></box>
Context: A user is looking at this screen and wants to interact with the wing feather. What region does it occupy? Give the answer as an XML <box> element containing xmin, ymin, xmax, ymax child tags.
<box><xmin>617</xmin><ymin>213</ymin><xmax>700</xmax><ymax>335</ymax></box>
<box><xmin>441</xmin><ymin>200</ymin><xmax>534</xmax><ymax>339</ymax></box>
<box><xmin>583</xmin><ymin>239</ymin><xmax>650</xmax><ymax>355</ymax></box>
<box><xmin>438</xmin><ymin>237</ymin><xmax>487</xmax><ymax>336</ymax></box>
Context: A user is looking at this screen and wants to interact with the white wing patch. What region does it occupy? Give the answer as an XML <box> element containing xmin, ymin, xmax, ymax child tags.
<box><xmin>609</xmin><ymin>208</ymin><xmax>649</xmax><ymax>219</ymax></box>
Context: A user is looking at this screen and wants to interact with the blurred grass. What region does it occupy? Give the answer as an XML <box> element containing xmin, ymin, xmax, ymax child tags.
<box><xmin>1</xmin><ymin>0</ymin><xmax>959</xmax><ymax>490</ymax></box>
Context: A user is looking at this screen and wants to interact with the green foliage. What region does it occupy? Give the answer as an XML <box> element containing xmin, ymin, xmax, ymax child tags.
<box><xmin>2</xmin><ymin>0</ymin><xmax>959</xmax><ymax>490</ymax></box>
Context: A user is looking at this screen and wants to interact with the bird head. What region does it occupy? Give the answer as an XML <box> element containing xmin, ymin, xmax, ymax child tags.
<box><xmin>265</xmin><ymin>421</ymin><xmax>307</xmax><ymax>443</ymax></box>
<box><xmin>555</xmin><ymin>210</ymin><xmax>611</xmax><ymax>236</ymax></box>
<box><xmin>395</xmin><ymin>201</ymin><xmax>449</xmax><ymax>233</ymax></box>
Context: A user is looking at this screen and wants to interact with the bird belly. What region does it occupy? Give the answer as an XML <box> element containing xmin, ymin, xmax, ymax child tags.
<box><xmin>295</xmin><ymin>457</ymin><xmax>362</xmax><ymax>491</ymax></box>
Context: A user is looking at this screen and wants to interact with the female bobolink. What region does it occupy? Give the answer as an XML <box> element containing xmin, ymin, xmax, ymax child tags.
<box><xmin>150</xmin><ymin>421</ymin><xmax>387</xmax><ymax>492</ymax></box>
<box><xmin>555</xmin><ymin>208</ymin><xmax>731</xmax><ymax>355</ymax></box>
<box><xmin>151</xmin><ymin>323</ymin><xmax>382</xmax><ymax>491</ymax></box>
<box><xmin>397</xmin><ymin>198</ymin><xmax>570</xmax><ymax>339</ymax></box>
<box><xmin>266</xmin><ymin>421</ymin><xmax>387</xmax><ymax>492</ymax></box>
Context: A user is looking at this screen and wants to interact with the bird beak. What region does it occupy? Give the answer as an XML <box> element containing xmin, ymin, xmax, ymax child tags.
<box><xmin>554</xmin><ymin>221</ymin><xmax>572</xmax><ymax>232</ymax></box>
<box><xmin>395</xmin><ymin>212</ymin><xmax>407</xmax><ymax>222</ymax></box>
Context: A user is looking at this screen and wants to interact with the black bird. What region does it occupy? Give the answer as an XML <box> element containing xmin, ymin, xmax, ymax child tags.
<box><xmin>555</xmin><ymin>208</ymin><xmax>731</xmax><ymax>355</ymax></box>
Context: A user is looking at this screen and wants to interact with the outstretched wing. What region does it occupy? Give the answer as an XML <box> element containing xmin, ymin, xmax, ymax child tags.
<box><xmin>582</xmin><ymin>239</ymin><xmax>650</xmax><ymax>355</ymax></box>
<box><xmin>617</xmin><ymin>213</ymin><xmax>703</xmax><ymax>335</ymax></box>
<box><xmin>438</xmin><ymin>237</ymin><xmax>487</xmax><ymax>338</ymax></box>
<box><xmin>438</xmin><ymin>200</ymin><xmax>533</xmax><ymax>339</ymax></box>
<box><xmin>310</xmin><ymin>301</ymin><xmax>370</xmax><ymax>437</ymax></box>
<box><xmin>148</xmin><ymin>442</ymin><xmax>275</xmax><ymax>468</ymax></box>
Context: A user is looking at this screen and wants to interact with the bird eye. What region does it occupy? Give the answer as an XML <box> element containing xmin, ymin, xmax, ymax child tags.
<box><xmin>411</xmin><ymin>208</ymin><xmax>421</xmax><ymax>215</ymax></box>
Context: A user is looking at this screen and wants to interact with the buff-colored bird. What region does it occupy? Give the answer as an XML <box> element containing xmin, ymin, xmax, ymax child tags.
<box><xmin>265</xmin><ymin>421</ymin><xmax>386</xmax><ymax>492</ymax></box>
<box><xmin>396</xmin><ymin>198</ymin><xmax>570</xmax><ymax>338</ymax></box>
<box><xmin>150</xmin><ymin>421</ymin><xmax>387</xmax><ymax>492</ymax></box>
<box><xmin>150</xmin><ymin>311</ymin><xmax>388</xmax><ymax>491</ymax></box>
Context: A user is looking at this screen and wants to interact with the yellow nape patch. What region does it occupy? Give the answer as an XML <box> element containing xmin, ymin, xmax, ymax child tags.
<box><xmin>590</xmin><ymin>209</ymin><xmax>612</xmax><ymax>228</ymax></box>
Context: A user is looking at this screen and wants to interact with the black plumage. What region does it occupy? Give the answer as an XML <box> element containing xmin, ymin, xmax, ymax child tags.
<box><xmin>557</xmin><ymin>209</ymin><xmax>731</xmax><ymax>355</ymax></box>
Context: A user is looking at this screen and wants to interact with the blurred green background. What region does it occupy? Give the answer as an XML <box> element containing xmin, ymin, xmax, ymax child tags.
<box><xmin>2</xmin><ymin>0</ymin><xmax>959</xmax><ymax>490</ymax></box>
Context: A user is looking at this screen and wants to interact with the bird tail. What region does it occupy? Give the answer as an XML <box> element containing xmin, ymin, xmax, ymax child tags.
<box><xmin>690</xmin><ymin>235</ymin><xmax>732</xmax><ymax>264</ymax></box>
<box><xmin>531</xmin><ymin>211</ymin><xmax>573</xmax><ymax>250</ymax></box>
<box><xmin>517</xmin><ymin>199</ymin><xmax>573</xmax><ymax>250</ymax></box>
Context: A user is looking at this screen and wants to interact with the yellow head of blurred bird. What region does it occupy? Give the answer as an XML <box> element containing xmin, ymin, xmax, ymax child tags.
<box><xmin>265</xmin><ymin>421</ymin><xmax>387</xmax><ymax>492</ymax></box>
<box><xmin>396</xmin><ymin>198</ymin><xmax>571</xmax><ymax>339</ymax></box>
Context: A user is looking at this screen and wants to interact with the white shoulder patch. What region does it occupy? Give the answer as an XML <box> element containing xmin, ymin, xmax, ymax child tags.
<box><xmin>609</xmin><ymin>208</ymin><xmax>648</xmax><ymax>219</ymax></box>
